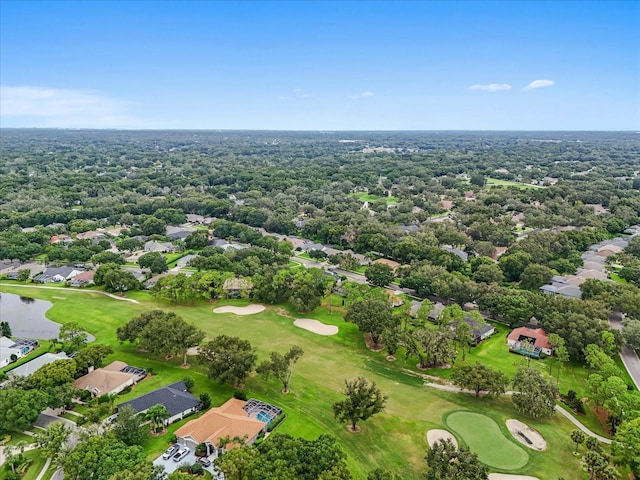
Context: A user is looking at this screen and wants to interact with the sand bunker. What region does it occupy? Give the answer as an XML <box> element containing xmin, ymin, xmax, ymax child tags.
<box><xmin>426</xmin><ymin>429</ymin><xmax>458</xmax><ymax>448</ymax></box>
<box><xmin>293</xmin><ymin>319</ymin><xmax>338</xmax><ymax>336</ymax></box>
<box><xmin>489</xmin><ymin>475</ymin><xmax>539</xmax><ymax>480</ymax></box>
<box><xmin>506</xmin><ymin>419</ymin><xmax>547</xmax><ymax>451</ymax></box>
<box><xmin>213</xmin><ymin>304</ymin><xmax>265</xmax><ymax>315</ymax></box>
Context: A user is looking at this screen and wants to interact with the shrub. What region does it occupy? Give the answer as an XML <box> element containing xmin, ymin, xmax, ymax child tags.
<box><xmin>199</xmin><ymin>393</ymin><xmax>211</xmax><ymax>410</ymax></box>
<box><xmin>147</xmin><ymin>367</ymin><xmax>155</xmax><ymax>375</ymax></box>
<box><xmin>78</xmin><ymin>390</ymin><xmax>92</xmax><ymax>402</ymax></box>
<box><xmin>267</xmin><ymin>412</ymin><xmax>286</xmax><ymax>432</ymax></box>
<box><xmin>182</xmin><ymin>376</ymin><xmax>195</xmax><ymax>391</ymax></box>
<box><xmin>189</xmin><ymin>463</ymin><xmax>204</xmax><ymax>475</ymax></box>
<box><xmin>562</xmin><ymin>390</ymin><xmax>585</xmax><ymax>414</ymax></box>
<box><xmin>233</xmin><ymin>390</ymin><xmax>247</xmax><ymax>401</ymax></box>
<box><xmin>195</xmin><ymin>442</ymin><xmax>207</xmax><ymax>457</ymax></box>
<box><xmin>170</xmin><ymin>434</ymin><xmax>178</xmax><ymax>444</ymax></box>
<box><xmin>75</xmin><ymin>415</ymin><xmax>88</xmax><ymax>426</ymax></box>
<box><xmin>119</xmin><ymin>386</ymin><xmax>132</xmax><ymax>395</ymax></box>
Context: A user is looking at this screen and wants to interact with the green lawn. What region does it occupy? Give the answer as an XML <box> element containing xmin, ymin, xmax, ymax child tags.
<box><xmin>417</xmin><ymin>323</ymin><xmax>599</xmax><ymax>405</ymax></box>
<box><xmin>164</xmin><ymin>252</ymin><xmax>189</xmax><ymax>268</ymax></box>
<box><xmin>609</xmin><ymin>273</ymin><xmax>628</xmax><ymax>285</ymax></box>
<box><xmin>3</xmin><ymin>431</ymin><xmax>34</xmax><ymax>447</ymax></box>
<box><xmin>349</xmin><ymin>192</ymin><xmax>398</xmax><ymax>205</ymax></box>
<box><xmin>486</xmin><ymin>177</ymin><xmax>543</xmax><ymax>189</ymax></box>
<box><xmin>445</xmin><ymin>411</ymin><xmax>529</xmax><ymax>471</ymax></box>
<box><xmin>0</xmin><ymin>285</ymin><xmax>592</xmax><ymax>479</ymax></box>
<box><xmin>0</xmin><ymin>449</ymin><xmax>47</xmax><ymax>480</ymax></box>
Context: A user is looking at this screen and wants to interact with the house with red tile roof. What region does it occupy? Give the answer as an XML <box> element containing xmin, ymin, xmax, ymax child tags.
<box><xmin>507</xmin><ymin>326</ymin><xmax>552</xmax><ymax>357</ymax></box>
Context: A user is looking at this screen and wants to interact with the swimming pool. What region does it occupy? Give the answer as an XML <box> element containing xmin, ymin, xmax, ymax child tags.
<box><xmin>243</xmin><ymin>398</ymin><xmax>282</xmax><ymax>426</ymax></box>
<box><xmin>256</xmin><ymin>411</ymin><xmax>272</xmax><ymax>423</ymax></box>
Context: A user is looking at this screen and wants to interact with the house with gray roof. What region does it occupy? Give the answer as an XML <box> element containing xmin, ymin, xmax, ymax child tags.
<box><xmin>118</xmin><ymin>380</ymin><xmax>200</xmax><ymax>424</ymax></box>
<box><xmin>7</xmin><ymin>352</ymin><xmax>69</xmax><ymax>378</ymax></box>
<box><xmin>144</xmin><ymin>241</ymin><xmax>179</xmax><ymax>253</ymax></box>
<box><xmin>33</xmin><ymin>266</ymin><xmax>83</xmax><ymax>283</ymax></box>
<box><xmin>177</xmin><ymin>254</ymin><xmax>197</xmax><ymax>268</ymax></box>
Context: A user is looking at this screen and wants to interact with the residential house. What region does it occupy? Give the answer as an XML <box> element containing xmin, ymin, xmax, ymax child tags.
<box><xmin>145</xmin><ymin>273</ymin><xmax>172</xmax><ymax>289</ymax></box>
<box><xmin>76</xmin><ymin>231</ymin><xmax>106</xmax><ymax>242</ymax></box>
<box><xmin>451</xmin><ymin>317</ymin><xmax>495</xmax><ymax>344</ymax></box>
<box><xmin>50</xmin><ymin>235</ymin><xmax>72</xmax><ymax>245</ymax></box>
<box><xmin>507</xmin><ymin>326</ymin><xmax>553</xmax><ymax>358</ymax></box>
<box><xmin>441</xmin><ymin>199</ymin><xmax>454</xmax><ymax>211</ymax></box>
<box><xmin>176</xmin><ymin>255</ymin><xmax>197</xmax><ymax>268</ymax></box>
<box><xmin>166</xmin><ymin>225</ymin><xmax>196</xmax><ymax>241</ymax></box>
<box><xmin>175</xmin><ymin>398</ymin><xmax>271</xmax><ymax>451</ymax></box>
<box><xmin>7</xmin><ymin>352</ymin><xmax>69</xmax><ymax>378</ymax></box>
<box><xmin>33</xmin><ymin>266</ymin><xmax>83</xmax><ymax>283</ymax></box>
<box><xmin>440</xmin><ymin>245</ymin><xmax>469</xmax><ymax>262</ymax></box>
<box><xmin>372</xmin><ymin>258</ymin><xmax>401</xmax><ymax>272</ymax></box>
<box><xmin>0</xmin><ymin>337</ymin><xmax>37</xmax><ymax>368</ymax></box>
<box><xmin>223</xmin><ymin>277</ymin><xmax>253</xmax><ymax>298</ymax></box>
<box><xmin>68</xmin><ymin>270</ymin><xmax>96</xmax><ymax>287</ymax></box>
<box><xmin>4</xmin><ymin>262</ymin><xmax>45</xmax><ymax>280</ymax></box>
<box><xmin>73</xmin><ymin>361</ymin><xmax>146</xmax><ymax>396</ymax></box>
<box><xmin>144</xmin><ymin>241</ymin><xmax>179</xmax><ymax>253</ymax></box>
<box><xmin>0</xmin><ymin>260</ymin><xmax>23</xmax><ymax>276</ymax></box>
<box><xmin>491</xmin><ymin>247</ymin><xmax>508</xmax><ymax>261</ymax></box>
<box><xmin>303</xmin><ymin>241</ymin><xmax>325</xmax><ymax>253</ymax></box>
<box><xmin>118</xmin><ymin>381</ymin><xmax>200</xmax><ymax>425</ymax></box>
<box><xmin>186</xmin><ymin>214</ymin><xmax>205</xmax><ymax>224</ymax></box>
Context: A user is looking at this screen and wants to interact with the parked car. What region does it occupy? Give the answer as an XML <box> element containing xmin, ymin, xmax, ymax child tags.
<box><xmin>197</xmin><ymin>457</ymin><xmax>211</xmax><ymax>467</ymax></box>
<box><xmin>173</xmin><ymin>446</ymin><xmax>190</xmax><ymax>462</ymax></box>
<box><xmin>162</xmin><ymin>444</ymin><xmax>180</xmax><ymax>460</ymax></box>
<box><xmin>105</xmin><ymin>414</ymin><xmax>118</xmax><ymax>425</ymax></box>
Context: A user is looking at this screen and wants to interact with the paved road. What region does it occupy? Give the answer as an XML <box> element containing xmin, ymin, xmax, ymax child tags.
<box><xmin>290</xmin><ymin>256</ymin><xmax>407</xmax><ymax>293</ymax></box>
<box><xmin>608</xmin><ymin>310</ymin><xmax>640</xmax><ymax>390</ymax></box>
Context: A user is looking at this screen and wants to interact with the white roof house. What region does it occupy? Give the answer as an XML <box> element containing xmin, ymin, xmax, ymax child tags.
<box><xmin>7</xmin><ymin>352</ymin><xmax>69</xmax><ymax>377</ymax></box>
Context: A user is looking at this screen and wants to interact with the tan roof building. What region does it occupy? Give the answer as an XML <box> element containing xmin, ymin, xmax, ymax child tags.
<box><xmin>73</xmin><ymin>361</ymin><xmax>144</xmax><ymax>396</ymax></box>
<box><xmin>175</xmin><ymin>398</ymin><xmax>266</xmax><ymax>449</ymax></box>
<box><xmin>372</xmin><ymin>258</ymin><xmax>401</xmax><ymax>271</ymax></box>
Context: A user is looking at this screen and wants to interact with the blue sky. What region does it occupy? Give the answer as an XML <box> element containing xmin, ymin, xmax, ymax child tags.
<box><xmin>1</xmin><ymin>1</ymin><xmax>638</xmax><ymax>130</ymax></box>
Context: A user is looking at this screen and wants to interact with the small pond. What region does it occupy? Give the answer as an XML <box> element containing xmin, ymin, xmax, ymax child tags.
<box><xmin>0</xmin><ymin>291</ymin><xmax>94</xmax><ymax>341</ymax></box>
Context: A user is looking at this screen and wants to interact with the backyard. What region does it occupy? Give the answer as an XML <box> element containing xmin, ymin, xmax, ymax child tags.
<box><xmin>0</xmin><ymin>284</ymin><xmax>594</xmax><ymax>479</ymax></box>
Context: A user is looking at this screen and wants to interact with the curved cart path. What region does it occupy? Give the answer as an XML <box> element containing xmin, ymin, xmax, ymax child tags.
<box><xmin>0</xmin><ymin>283</ymin><xmax>140</xmax><ymax>303</ymax></box>
<box><xmin>423</xmin><ymin>381</ymin><xmax>612</xmax><ymax>444</ymax></box>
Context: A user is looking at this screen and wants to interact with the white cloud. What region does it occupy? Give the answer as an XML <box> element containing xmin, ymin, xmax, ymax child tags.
<box><xmin>349</xmin><ymin>91</ymin><xmax>375</xmax><ymax>99</ymax></box>
<box><xmin>522</xmin><ymin>79</ymin><xmax>555</xmax><ymax>91</ymax></box>
<box><xmin>0</xmin><ymin>85</ymin><xmax>143</xmax><ymax>128</ymax></box>
<box><xmin>469</xmin><ymin>83</ymin><xmax>512</xmax><ymax>92</ymax></box>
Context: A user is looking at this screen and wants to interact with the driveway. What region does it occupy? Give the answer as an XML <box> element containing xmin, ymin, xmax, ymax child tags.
<box><xmin>153</xmin><ymin>446</ymin><xmax>223</xmax><ymax>479</ymax></box>
<box><xmin>609</xmin><ymin>310</ymin><xmax>640</xmax><ymax>390</ymax></box>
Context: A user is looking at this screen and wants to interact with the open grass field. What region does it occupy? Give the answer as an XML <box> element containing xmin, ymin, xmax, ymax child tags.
<box><xmin>419</xmin><ymin>323</ymin><xmax>600</xmax><ymax>405</ymax></box>
<box><xmin>486</xmin><ymin>178</ymin><xmax>544</xmax><ymax>189</ymax></box>
<box><xmin>445</xmin><ymin>411</ymin><xmax>529</xmax><ymax>471</ymax></box>
<box><xmin>350</xmin><ymin>192</ymin><xmax>398</xmax><ymax>205</ymax></box>
<box><xmin>0</xmin><ymin>284</ymin><xmax>591</xmax><ymax>479</ymax></box>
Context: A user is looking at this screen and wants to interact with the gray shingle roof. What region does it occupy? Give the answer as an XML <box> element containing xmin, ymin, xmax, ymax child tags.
<box><xmin>118</xmin><ymin>381</ymin><xmax>200</xmax><ymax>416</ymax></box>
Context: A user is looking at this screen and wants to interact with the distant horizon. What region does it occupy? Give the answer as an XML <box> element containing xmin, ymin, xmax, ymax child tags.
<box><xmin>1</xmin><ymin>1</ymin><xmax>638</xmax><ymax>131</ymax></box>
<box><xmin>1</xmin><ymin>127</ymin><xmax>639</xmax><ymax>133</ymax></box>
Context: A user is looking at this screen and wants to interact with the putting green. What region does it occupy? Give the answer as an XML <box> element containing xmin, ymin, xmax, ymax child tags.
<box><xmin>445</xmin><ymin>411</ymin><xmax>529</xmax><ymax>471</ymax></box>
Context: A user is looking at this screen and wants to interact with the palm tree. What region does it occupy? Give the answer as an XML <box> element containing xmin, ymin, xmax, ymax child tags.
<box><xmin>145</xmin><ymin>404</ymin><xmax>170</xmax><ymax>433</ymax></box>
<box><xmin>217</xmin><ymin>435</ymin><xmax>231</xmax><ymax>454</ymax></box>
<box><xmin>232</xmin><ymin>434</ymin><xmax>248</xmax><ymax>447</ymax></box>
